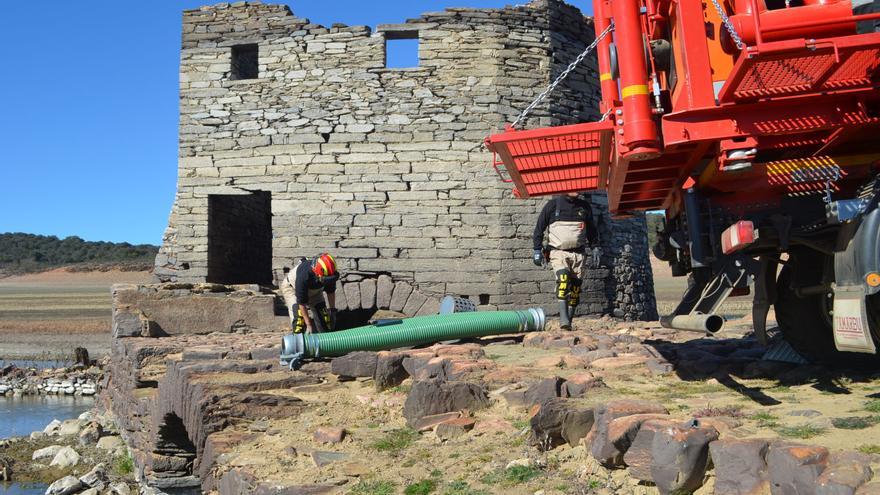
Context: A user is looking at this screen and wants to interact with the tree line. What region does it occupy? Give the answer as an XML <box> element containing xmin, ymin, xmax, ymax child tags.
<box><xmin>0</xmin><ymin>233</ymin><xmax>158</xmax><ymax>275</ymax></box>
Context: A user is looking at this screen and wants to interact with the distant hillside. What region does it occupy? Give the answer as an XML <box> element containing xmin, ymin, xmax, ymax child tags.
<box><xmin>0</xmin><ymin>233</ymin><xmax>158</xmax><ymax>276</ymax></box>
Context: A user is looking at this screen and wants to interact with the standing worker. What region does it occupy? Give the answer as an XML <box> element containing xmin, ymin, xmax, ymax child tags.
<box><xmin>533</xmin><ymin>193</ymin><xmax>600</xmax><ymax>330</ymax></box>
<box><xmin>280</xmin><ymin>253</ymin><xmax>340</xmax><ymax>334</ymax></box>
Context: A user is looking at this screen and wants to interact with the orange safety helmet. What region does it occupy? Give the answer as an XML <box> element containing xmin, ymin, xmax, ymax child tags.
<box><xmin>312</xmin><ymin>253</ymin><xmax>338</xmax><ymax>278</ymax></box>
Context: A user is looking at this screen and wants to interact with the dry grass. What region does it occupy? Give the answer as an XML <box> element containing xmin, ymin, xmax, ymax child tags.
<box><xmin>0</xmin><ymin>270</ymin><xmax>147</xmax><ymax>338</ymax></box>
<box><xmin>0</xmin><ymin>319</ymin><xmax>109</xmax><ymax>334</ymax></box>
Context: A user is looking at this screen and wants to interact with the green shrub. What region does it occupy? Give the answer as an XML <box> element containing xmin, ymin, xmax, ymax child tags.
<box><xmin>350</xmin><ymin>480</ymin><xmax>396</xmax><ymax>495</ymax></box>
<box><xmin>442</xmin><ymin>480</ymin><xmax>489</xmax><ymax>495</ymax></box>
<box><xmin>831</xmin><ymin>416</ymin><xmax>879</xmax><ymax>430</ymax></box>
<box><xmin>482</xmin><ymin>465</ymin><xmax>543</xmax><ymax>486</ymax></box>
<box><xmin>751</xmin><ymin>412</ymin><xmax>780</xmax><ymax>428</ymax></box>
<box><xmin>372</xmin><ymin>428</ymin><xmax>419</xmax><ymax>455</ymax></box>
<box><xmin>857</xmin><ymin>444</ymin><xmax>880</xmax><ymax>455</ymax></box>
<box><xmin>775</xmin><ymin>424</ymin><xmax>827</xmax><ymax>439</ymax></box>
<box><xmin>405</xmin><ymin>479</ymin><xmax>437</xmax><ymax>495</ymax></box>
<box><xmin>114</xmin><ymin>453</ymin><xmax>134</xmax><ymax>475</ymax></box>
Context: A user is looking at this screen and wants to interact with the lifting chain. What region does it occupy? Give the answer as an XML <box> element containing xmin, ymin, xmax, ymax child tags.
<box><xmin>511</xmin><ymin>23</ymin><xmax>615</xmax><ymax>130</ymax></box>
<box><xmin>709</xmin><ymin>0</ymin><xmax>745</xmax><ymax>50</ymax></box>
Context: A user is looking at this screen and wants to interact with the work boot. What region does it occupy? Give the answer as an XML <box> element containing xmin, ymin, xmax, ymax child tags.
<box><xmin>559</xmin><ymin>300</ymin><xmax>572</xmax><ymax>330</ymax></box>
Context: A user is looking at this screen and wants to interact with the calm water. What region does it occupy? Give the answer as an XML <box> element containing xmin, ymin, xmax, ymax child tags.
<box><xmin>0</xmin><ymin>481</ymin><xmax>49</xmax><ymax>494</ymax></box>
<box><xmin>0</xmin><ymin>395</ymin><xmax>93</xmax><ymax>495</ymax></box>
<box><xmin>0</xmin><ymin>395</ymin><xmax>94</xmax><ymax>439</ymax></box>
<box><xmin>0</xmin><ymin>360</ymin><xmax>70</xmax><ymax>369</ymax></box>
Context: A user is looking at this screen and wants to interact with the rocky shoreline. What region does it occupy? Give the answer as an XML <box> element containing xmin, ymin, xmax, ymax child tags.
<box><xmin>0</xmin><ymin>409</ymin><xmax>136</xmax><ymax>494</ymax></box>
<box><xmin>96</xmin><ymin>309</ymin><xmax>880</xmax><ymax>494</ymax></box>
<box><xmin>1</xmin><ymin>364</ymin><xmax>101</xmax><ymax>397</ymax></box>
<box><xmin>0</xmin><ymin>363</ymin><xmax>139</xmax><ymax>494</ymax></box>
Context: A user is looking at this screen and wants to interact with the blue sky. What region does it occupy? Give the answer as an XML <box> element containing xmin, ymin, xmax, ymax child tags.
<box><xmin>0</xmin><ymin>0</ymin><xmax>591</xmax><ymax>245</ymax></box>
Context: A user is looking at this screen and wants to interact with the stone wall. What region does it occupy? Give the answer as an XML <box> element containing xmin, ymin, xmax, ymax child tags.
<box><xmin>155</xmin><ymin>0</ymin><xmax>657</xmax><ymax>321</ymax></box>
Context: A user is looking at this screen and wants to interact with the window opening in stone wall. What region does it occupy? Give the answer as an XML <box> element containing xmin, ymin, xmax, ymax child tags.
<box><xmin>385</xmin><ymin>31</ymin><xmax>419</xmax><ymax>68</ymax></box>
<box><xmin>230</xmin><ymin>43</ymin><xmax>259</xmax><ymax>80</ymax></box>
<box><xmin>207</xmin><ymin>191</ymin><xmax>272</xmax><ymax>285</ymax></box>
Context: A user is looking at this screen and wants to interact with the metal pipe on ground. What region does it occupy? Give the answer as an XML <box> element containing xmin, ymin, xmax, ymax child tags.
<box><xmin>660</xmin><ymin>314</ymin><xmax>725</xmax><ymax>334</ymax></box>
<box><xmin>281</xmin><ymin>308</ymin><xmax>546</xmax><ymax>369</ymax></box>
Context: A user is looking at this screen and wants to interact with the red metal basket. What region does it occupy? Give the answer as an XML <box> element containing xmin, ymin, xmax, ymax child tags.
<box><xmin>485</xmin><ymin>121</ymin><xmax>613</xmax><ymax>198</ymax></box>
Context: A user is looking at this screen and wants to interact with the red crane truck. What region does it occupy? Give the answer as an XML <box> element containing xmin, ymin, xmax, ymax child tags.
<box><xmin>486</xmin><ymin>0</ymin><xmax>880</xmax><ymax>365</ymax></box>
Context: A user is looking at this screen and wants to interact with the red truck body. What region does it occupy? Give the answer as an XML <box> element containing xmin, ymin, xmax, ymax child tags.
<box><xmin>486</xmin><ymin>0</ymin><xmax>880</xmax><ymax>363</ymax></box>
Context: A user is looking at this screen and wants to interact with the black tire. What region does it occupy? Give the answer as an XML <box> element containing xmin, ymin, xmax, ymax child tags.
<box><xmin>775</xmin><ymin>265</ymin><xmax>880</xmax><ymax>367</ymax></box>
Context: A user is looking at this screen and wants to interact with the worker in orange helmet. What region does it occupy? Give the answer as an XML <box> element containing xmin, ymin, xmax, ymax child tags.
<box><xmin>280</xmin><ymin>253</ymin><xmax>339</xmax><ymax>333</ymax></box>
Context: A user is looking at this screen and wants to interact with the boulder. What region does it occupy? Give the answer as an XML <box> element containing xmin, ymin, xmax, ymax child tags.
<box><xmin>43</xmin><ymin>419</ymin><xmax>62</xmax><ymax>435</ymax></box>
<box><xmin>80</xmin><ymin>463</ymin><xmax>108</xmax><ymax>489</ymax></box>
<box><xmin>590</xmin><ymin>355</ymin><xmax>648</xmax><ymax>370</ymax></box>
<box><xmin>78</xmin><ymin>422</ymin><xmax>103</xmax><ymax>446</ymax></box>
<box><xmin>530</xmin><ymin>398</ymin><xmax>595</xmax><ymax>451</ymax></box>
<box><xmin>589</xmin><ymin>399</ymin><xmax>669</xmax><ymax>467</ymax></box>
<box><xmin>0</xmin><ymin>456</ymin><xmax>10</xmax><ymax>481</ymax></box>
<box><xmin>412</xmin><ymin>412</ymin><xmax>462</xmax><ymax>432</ymax></box>
<box><xmin>313</xmin><ymin>427</ymin><xmax>346</xmax><ymax>444</ymax></box>
<box><xmin>594</xmin><ymin>413</ymin><xmax>671</xmax><ymax>467</ymax></box>
<box><xmin>562</xmin><ymin>373</ymin><xmax>606</xmax><ymax>397</ymax></box>
<box><xmin>311</xmin><ymin>451</ymin><xmax>350</xmax><ymax>468</ymax></box>
<box><xmin>623</xmin><ymin>418</ymin><xmax>680</xmax><ymax>480</ymax></box>
<box><xmin>32</xmin><ymin>445</ymin><xmax>64</xmax><ymax>461</ymax></box>
<box><xmin>766</xmin><ymin>443</ymin><xmax>829</xmax><ymax>495</ymax></box>
<box><xmin>402</xmin><ymin>357</ymin><xmax>450</xmax><ymax>381</ymax></box>
<box><xmin>709</xmin><ymin>439</ymin><xmax>771</xmax><ymax>495</ymax></box>
<box><xmin>109</xmin><ymin>482</ymin><xmax>132</xmax><ymax>495</ymax></box>
<box><xmin>45</xmin><ymin>475</ymin><xmax>83</xmax><ymax>495</ymax></box>
<box><xmin>435</xmin><ymin>417</ymin><xmax>476</xmax><ymax>440</ymax></box>
<box><xmin>373</xmin><ymin>352</ymin><xmax>408</xmax><ymax>391</ymax></box>
<box><xmin>330</xmin><ymin>352</ymin><xmax>378</xmax><ymax>379</ymax></box>
<box><xmin>96</xmin><ymin>435</ymin><xmax>124</xmax><ymax>451</ymax></box>
<box><xmin>650</xmin><ymin>421</ymin><xmax>719</xmax><ymax>495</ymax></box>
<box><xmin>816</xmin><ymin>452</ymin><xmax>874</xmax><ymax>495</ymax></box>
<box><xmin>57</xmin><ymin>419</ymin><xmax>81</xmax><ymax>437</ymax></box>
<box><xmin>49</xmin><ymin>446</ymin><xmax>80</xmax><ymax>469</ymax></box>
<box><xmin>523</xmin><ymin>377</ymin><xmax>565</xmax><ymax>406</ymax></box>
<box><xmin>572</xmin><ymin>348</ymin><xmax>617</xmax><ymax>362</ymax></box>
<box><xmin>402</xmin><ymin>380</ymin><xmax>489</xmax><ymax>427</ymax></box>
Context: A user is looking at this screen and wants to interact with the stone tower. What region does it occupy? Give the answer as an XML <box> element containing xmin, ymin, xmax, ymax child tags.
<box><xmin>154</xmin><ymin>0</ymin><xmax>657</xmax><ymax>321</ymax></box>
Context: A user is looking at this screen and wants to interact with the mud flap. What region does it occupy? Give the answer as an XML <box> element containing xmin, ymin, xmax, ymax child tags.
<box><xmin>832</xmin><ymin>285</ymin><xmax>877</xmax><ymax>354</ymax></box>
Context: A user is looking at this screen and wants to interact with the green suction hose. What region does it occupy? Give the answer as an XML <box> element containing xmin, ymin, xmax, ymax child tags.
<box><xmin>280</xmin><ymin>308</ymin><xmax>545</xmax><ymax>368</ymax></box>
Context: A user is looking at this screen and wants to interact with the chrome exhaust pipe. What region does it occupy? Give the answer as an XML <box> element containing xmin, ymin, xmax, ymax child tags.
<box><xmin>660</xmin><ymin>314</ymin><xmax>725</xmax><ymax>334</ymax></box>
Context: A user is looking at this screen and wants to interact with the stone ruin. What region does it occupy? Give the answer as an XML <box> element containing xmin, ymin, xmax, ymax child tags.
<box><xmin>144</xmin><ymin>0</ymin><xmax>657</xmax><ymax>326</ymax></box>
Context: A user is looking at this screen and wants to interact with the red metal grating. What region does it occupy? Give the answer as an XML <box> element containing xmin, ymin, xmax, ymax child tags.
<box><xmin>719</xmin><ymin>33</ymin><xmax>880</xmax><ymax>103</ymax></box>
<box><xmin>485</xmin><ymin>121</ymin><xmax>613</xmax><ymax>198</ymax></box>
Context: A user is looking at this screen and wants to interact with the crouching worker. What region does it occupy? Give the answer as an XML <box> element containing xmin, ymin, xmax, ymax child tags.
<box><xmin>280</xmin><ymin>253</ymin><xmax>339</xmax><ymax>334</ymax></box>
<box><xmin>533</xmin><ymin>193</ymin><xmax>600</xmax><ymax>330</ymax></box>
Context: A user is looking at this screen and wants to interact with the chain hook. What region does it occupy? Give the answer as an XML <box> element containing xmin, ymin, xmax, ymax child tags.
<box><xmin>511</xmin><ymin>23</ymin><xmax>615</xmax><ymax>130</ymax></box>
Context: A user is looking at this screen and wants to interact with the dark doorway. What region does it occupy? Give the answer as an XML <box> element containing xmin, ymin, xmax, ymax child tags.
<box><xmin>207</xmin><ymin>191</ymin><xmax>272</xmax><ymax>285</ymax></box>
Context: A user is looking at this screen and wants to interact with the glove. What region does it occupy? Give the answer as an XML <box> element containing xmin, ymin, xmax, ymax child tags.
<box><xmin>329</xmin><ymin>308</ymin><xmax>338</xmax><ymax>331</ymax></box>
<box><xmin>533</xmin><ymin>249</ymin><xmax>544</xmax><ymax>266</ymax></box>
<box><xmin>590</xmin><ymin>246</ymin><xmax>603</xmax><ymax>268</ymax></box>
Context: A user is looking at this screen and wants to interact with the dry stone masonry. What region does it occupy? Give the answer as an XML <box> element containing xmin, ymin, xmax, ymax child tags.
<box><xmin>154</xmin><ymin>0</ymin><xmax>657</xmax><ymax>321</ymax></box>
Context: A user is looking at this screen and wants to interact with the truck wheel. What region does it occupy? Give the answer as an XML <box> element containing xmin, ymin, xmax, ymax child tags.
<box><xmin>775</xmin><ymin>265</ymin><xmax>880</xmax><ymax>367</ymax></box>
